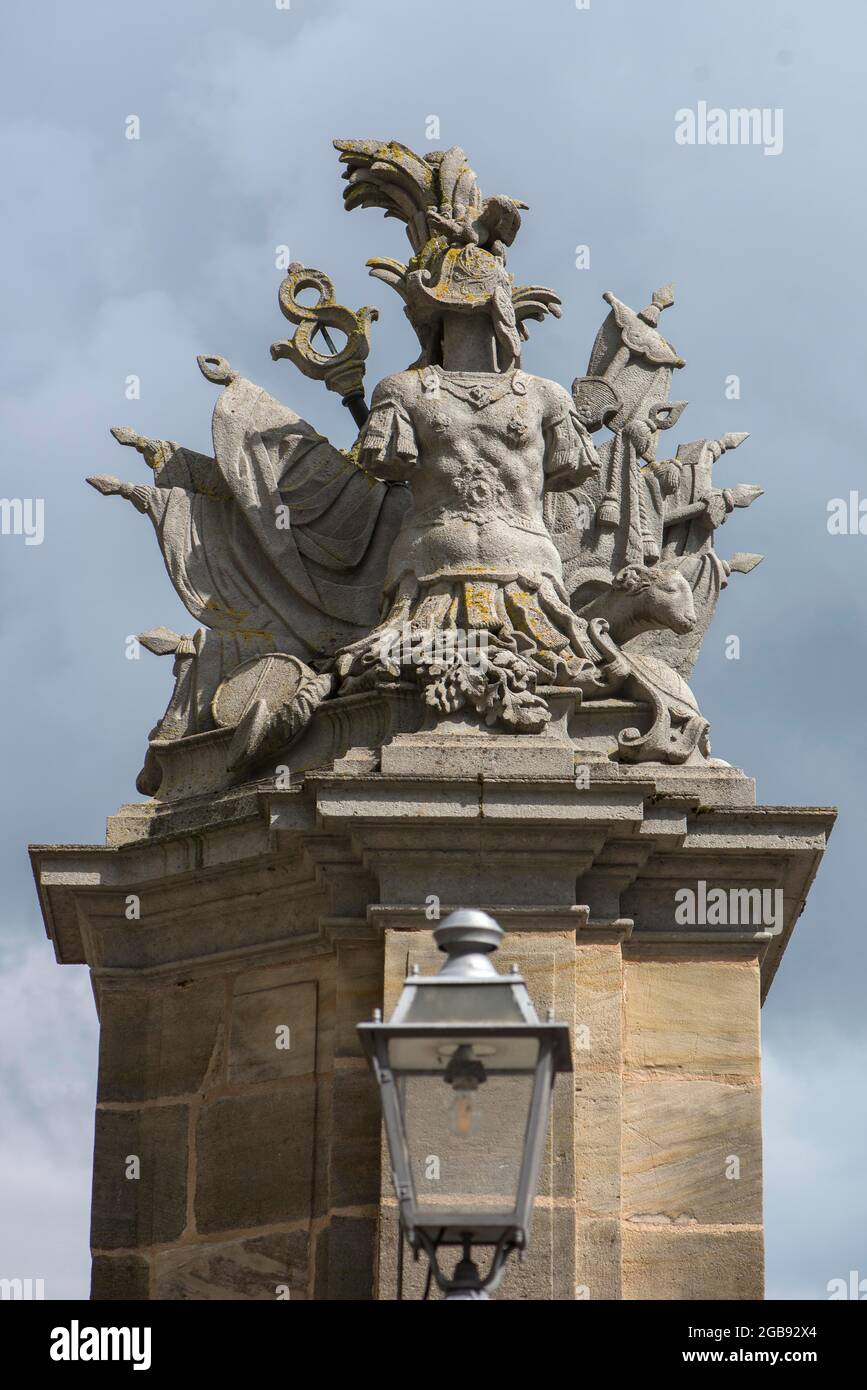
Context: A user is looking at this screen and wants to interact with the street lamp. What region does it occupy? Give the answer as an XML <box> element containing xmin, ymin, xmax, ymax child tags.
<box><xmin>359</xmin><ymin>909</ymin><xmax>572</xmax><ymax>1300</ymax></box>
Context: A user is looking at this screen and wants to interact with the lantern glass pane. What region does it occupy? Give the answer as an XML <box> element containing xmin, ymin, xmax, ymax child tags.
<box><xmin>402</xmin><ymin>982</ymin><xmax>528</xmax><ymax>1025</ymax></box>
<box><xmin>397</xmin><ymin>1046</ymin><xmax>537</xmax><ymax>1220</ymax></box>
<box><xmin>388</xmin><ymin>1033</ymin><xmax>539</xmax><ymax>1073</ymax></box>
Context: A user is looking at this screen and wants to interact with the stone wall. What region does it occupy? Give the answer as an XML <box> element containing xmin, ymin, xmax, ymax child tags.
<box><xmin>30</xmin><ymin>739</ymin><xmax>832</xmax><ymax>1300</ymax></box>
<box><xmin>89</xmin><ymin>938</ymin><xmax>384</xmax><ymax>1300</ymax></box>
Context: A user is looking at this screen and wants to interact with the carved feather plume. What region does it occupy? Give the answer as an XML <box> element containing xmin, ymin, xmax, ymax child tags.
<box><xmin>335</xmin><ymin>140</ymin><xmax>437</xmax><ymax>254</ymax></box>
<box><xmin>334</xmin><ymin>139</ymin><xmax>526</xmax><ymax>258</ymax></box>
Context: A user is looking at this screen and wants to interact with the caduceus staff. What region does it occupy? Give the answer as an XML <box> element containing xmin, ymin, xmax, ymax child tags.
<box><xmin>270</xmin><ymin>262</ymin><xmax>376</xmax><ymax>430</ymax></box>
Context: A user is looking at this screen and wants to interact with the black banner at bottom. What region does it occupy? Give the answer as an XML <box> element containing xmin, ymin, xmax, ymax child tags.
<box><xmin>0</xmin><ymin>1297</ymin><xmax>862</xmax><ymax>1373</ymax></box>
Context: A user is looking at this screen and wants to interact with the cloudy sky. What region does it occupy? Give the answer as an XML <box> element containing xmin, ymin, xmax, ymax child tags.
<box><xmin>1</xmin><ymin>0</ymin><xmax>864</xmax><ymax>1300</ymax></box>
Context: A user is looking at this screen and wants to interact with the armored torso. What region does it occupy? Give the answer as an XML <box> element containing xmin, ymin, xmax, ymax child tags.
<box><xmin>359</xmin><ymin>365</ymin><xmax>598</xmax><ymax>590</ymax></box>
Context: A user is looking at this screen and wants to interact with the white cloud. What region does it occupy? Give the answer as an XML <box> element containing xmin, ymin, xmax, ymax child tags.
<box><xmin>764</xmin><ymin>1038</ymin><xmax>867</xmax><ymax>1299</ymax></box>
<box><xmin>0</xmin><ymin>943</ymin><xmax>97</xmax><ymax>1299</ymax></box>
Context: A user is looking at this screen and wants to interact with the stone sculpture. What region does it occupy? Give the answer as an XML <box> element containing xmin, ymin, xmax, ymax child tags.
<box><xmin>87</xmin><ymin>139</ymin><xmax>762</xmax><ymax>794</ymax></box>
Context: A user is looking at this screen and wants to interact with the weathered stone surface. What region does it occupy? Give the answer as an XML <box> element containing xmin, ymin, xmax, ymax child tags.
<box><xmin>312</xmin><ymin>1222</ymin><xmax>330</xmax><ymax>1300</ymax></box>
<box><xmin>90</xmin><ymin>1253</ymin><xmax>151</xmax><ymax>1301</ymax></box>
<box><xmin>327</xmin><ymin>1067</ymin><xmax>381</xmax><ymax>1210</ymax></box>
<box><xmin>624</xmin><ymin>958</ymin><xmax>760</xmax><ymax>1076</ymax></box>
<box><xmin>195</xmin><ymin>1088</ymin><xmax>315</xmax><ymax>1234</ymax></box>
<box><xmin>575</xmin><ymin>1072</ymin><xmax>621</xmax><ymax>1218</ymax></box>
<box><xmin>575</xmin><ymin>1217</ymin><xmax>621</xmax><ymax>1300</ymax></box>
<box><xmin>623</xmin><ymin>1078</ymin><xmax>762</xmax><ymax>1224</ymax></box>
<box><xmin>153</xmin><ymin>1230</ymin><xmax>309</xmax><ymax>1300</ymax></box>
<box><xmin>622</xmin><ymin>1226</ymin><xmax>764</xmax><ymax>1300</ymax></box>
<box><xmin>91</xmin><ymin>1106</ymin><xmax>188</xmax><ymax>1249</ymax></box>
<box><xmin>380</xmin><ymin>734</ymin><xmax>575</xmax><ymax>779</ymax></box>
<box><xmin>499</xmin><ymin>1205</ymin><xmax>576</xmax><ymax>1301</ymax></box>
<box><xmin>97</xmin><ymin>980</ymin><xmax>224</xmax><ymax>1102</ymax></box>
<box><xmin>229</xmin><ymin>972</ymin><xmax>317</xmax><ymax>1085</ymax></box>
<box><xmin>319</xmin><ymin>1217</ymin><xmax>377</xmax><ymax>1301</ymax></box>
<box><xmin>334</xmin><ymin>940</ymin><xmax>383</xmax><ymax>1058</ymax></box>
<box><xmin>81</xmin><ymin>873</ymin><xmax>328</xmax><ymax>973</ymax></box>
<box><xmin>311</xmin><ymin>1074</ymin><xmax>334</xmax><ymax>1223</ymax></box>
<box><xmin>376</xmin><ymin>1206</ymin><xmax>427</xmax><ymax>1300</ymax></box>
<box><xmin>574</xmin><ymin>943</ymin><xmax>622</xmax><ymax>1070</ymax></box>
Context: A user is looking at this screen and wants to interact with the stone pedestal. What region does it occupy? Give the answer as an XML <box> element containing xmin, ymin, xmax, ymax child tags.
<box><xmin>30</xmin><ymin>712</ymin><xmax>833</xmax><ymax>1300</ymax></box>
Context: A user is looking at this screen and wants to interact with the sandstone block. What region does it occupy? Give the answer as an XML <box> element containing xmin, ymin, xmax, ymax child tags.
<box><xmin>575</xmin><ymin>1217</ymin><xmax>621</xmax><ymax>1300</ymax></box>
<box><xmin>153</xmin><ymin>1230</ymin><xmax>309</xmax><ymax>1300</ymax></box>
<box><xmin>229</xmin><ymin>973</ymin><xmax>317</xmax><ymax>1085</ymax></box>
<box><xmin>335</xmin><ymin>941</ymin><xmax>384</xmax><ymax>1058</ymax></box>
<box><xmin>574</xmin><ymin>943</ymin><xmax>622</xmax><ymax>1070</ymax></box>
<box><xmin>327</xmin><ymin>1067</ymin><xmax>382</xmax><ymax>1210</ymax></box>
<box><xmin>195</xmin><ymin>1088</ymin><xmax>315</xmax><ymax>1234</ymax></box>
<box><xmin>624</xmin><ymin>959</ymin><xmax>760</xmax><ymax>1076</ymax></box>
<box><xmin>623</xmin><ymin>1077</ymin><xmax>762</xmax><ymax>1224</ymax></box>
<box><xmin>623</xmin><ymin>1226</ymin><xmax>763</xmax><ymax>1300</ymax></box>
<box><xmin>90</xmin><ymin>1253</ymin><xmax>151</xmax><ymax>1300</ymax></box>
<box><xmin>97</xmin><ymin>980</ymin><xmax>224</xmax><ymax>1102</ymax></box>
<box><xmin>318</xmin><ymin>1216</ymin><xmax>377</xmax><ymax>1300</ymax></box>
<box><xmin>575</xmin><ymin>1072</ymin><xmax>621</xmax><ymax>1218</ymax></box>
<box><xmin>91</xmin><ymin>1106</ymin><xmax>188</xmax><ymax>1249</ymax></box>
